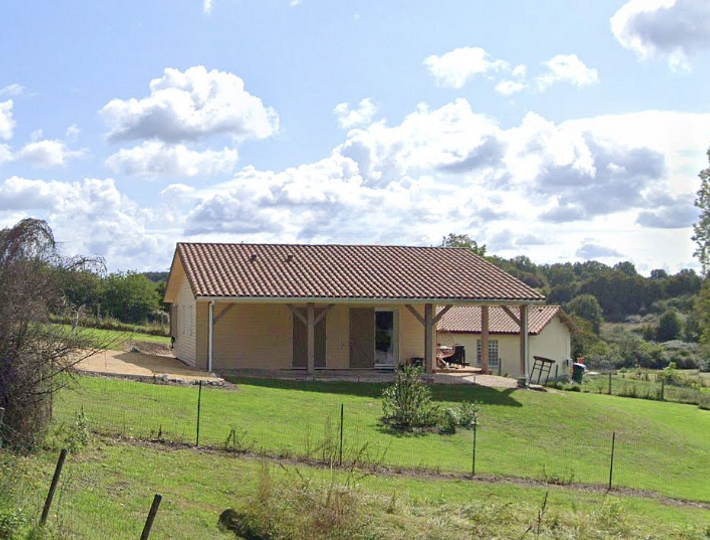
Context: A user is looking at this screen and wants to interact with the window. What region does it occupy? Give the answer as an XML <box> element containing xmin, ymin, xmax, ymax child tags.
<box><xmin>476</xmin><ymin>339</ymin><xmax>499</xmax><ymax>367</ymax></box>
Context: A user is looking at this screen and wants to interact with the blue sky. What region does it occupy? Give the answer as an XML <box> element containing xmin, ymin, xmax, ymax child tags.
<box><xmin>1</xmin><ymin>0</ymin><xmax>709</xmax><ymax>274</ymax></box>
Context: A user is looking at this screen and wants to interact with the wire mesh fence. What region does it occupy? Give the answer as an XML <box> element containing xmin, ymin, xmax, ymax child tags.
<box><xmin>578</xmin><ymin>369</ymin><xmax>710</xmax><ymax>407</ymax></box>
<box><xmin>51</xmin><ymin>374</ymin><xmax>710</xmax><ymax>504</ymax></box>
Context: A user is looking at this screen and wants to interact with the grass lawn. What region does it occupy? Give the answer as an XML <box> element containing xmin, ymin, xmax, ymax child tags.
<box><xmin>53</xmin><ymin>324</ymin><xmax>171</xmax><ymax>349</ymax></box>
<box><xmin>4</xmin><ymin>441</ymin><xmax>710</xmax><ymax>539</ymax></box>
<box><xmin>54</xmin><ymin>375</ymin><xmax>710</xmax><ymax>502</ymax></box>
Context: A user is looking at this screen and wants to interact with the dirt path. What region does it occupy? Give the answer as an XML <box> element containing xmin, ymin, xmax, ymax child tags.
<box><xmin>75</xmin><ymin>348</ymin><xmax>223</xmax><ymax>383</ymax></box>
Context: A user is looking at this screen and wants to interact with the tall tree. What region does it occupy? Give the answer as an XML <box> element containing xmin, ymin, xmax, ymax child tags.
<box><xmin>439</xmin><ymin>233</ymin><xmax>487</xmax><ymax>257</ymax></box>
<box><xmin>692</xmin><ymin>144</ymin><xmax>710</xmax><ymax>276</ymax></box>
<box><xmin>566</xmin><ymin>294</ymin><xmax>604</xmax><ymax>335</ymax></box>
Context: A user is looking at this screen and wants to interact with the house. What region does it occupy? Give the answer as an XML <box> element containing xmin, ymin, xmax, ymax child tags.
<box><xmin>436</xmin><ymin>305</ymin><xmax>576</xmax><ymax>379</ymax></box>
<box><xmin>163</xmin><ymin>242</ymin><xmax>545</xmax><ymax>382</ymax></box>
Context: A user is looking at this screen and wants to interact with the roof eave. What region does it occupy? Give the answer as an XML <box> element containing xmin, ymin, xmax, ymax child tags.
<box><xmin>194</xmin><ymin>296</ymin><xmax>546</xmax><ymax>305</ymax></box>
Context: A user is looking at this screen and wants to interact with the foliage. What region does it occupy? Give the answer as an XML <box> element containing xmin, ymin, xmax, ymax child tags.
<box><xmin>570</xmin><ymin>316</ymin><xmax>607</xmax><ymax>361</ymax></box>
<box><xmin>381</xmin><ymin>365</ymin><xmax>439</xmax><ymax>430</ymax></box>
<box><xmin>440</xmin><ymin>402</ymin><xmax>481</xmax><ymax>434</ymax></box>
<box><xmin>656</xmin><ymin>310</ymin><xmax>682</xmax><ymax>342</ymax></box>
<box><xmin>101</xmin><ymin>272</ymin><xmax>160</xmax><ymax>325</ymax></box>
<box><xmin>439</xmin><ymin>233</ymin><xmax>487</xmax><ymax>257</ymax></box>
<box><xmin>220</xmin><ymin>464</ymin><xmax>370</xmax><ymax>540</ymax></box>
<box><xmin>692</xmin><ymin>143</ymin><xmax>710</xmax><ymax>276</ymax></box>
<box><xmin>566</xmin><ymin>294</ymin><xmax>604</xmax><ymax>334</ymax></box>
<box><xmin>0</xmin><ymin>218</ymin><xmax>107</xmax><ymax>452</ymax></box>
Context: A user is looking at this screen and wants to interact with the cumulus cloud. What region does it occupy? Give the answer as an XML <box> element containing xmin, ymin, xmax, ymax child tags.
<box><xmin>424</xmin><ymin>48</ymin><xmax>598</xmax><ymax>94</ymax></box>
<box><xmin>535</xmin><ymin>54</ymin><xmax>599</xmax><ymax>90</ymax></box>
<box><xmin>495</xmin><ymin>80</ymin><xmax>527</xmax><ymax>96</ymax></box>
<box><xmin>106</xmin><ymin>141</ymin><xmax>239</xmax><ymax>178</ymax></box>
<box><xmin>18</xmin><ymin>139</ymin><xmax>85</xmax><ymax>168</ymax></box>
<box><xmin>423</xmin><ymin>47</ymin><xmax>508</xmax><ymax>88</ymax></box>
<box><xmin>101</xmin><ymin>66</ymin><xmax>279</xmax><ymax>143</ymax></box>
<box><xmin>576</xmin><ymin>242</ymin><xmax>624</xmax><ymax>259</ymax></box>
<box><xmin>0</xmin><ymin>145</ymin><xmax>13</xmax><ymax>166</ymax></box>
<box><xmin>9</xmin><ymin>98</ymin><xmax>706</xmax><ymax>272</ymax></box>
<box><xmin>0</xmin><ymin>175</ymin><xmax>167</xmax><ymax>266</ymax></box>
<box><xmin>0</xmin><ymin>100</ymin><xmax>15</xmax><ymax>141</ymax></box>
<box><xmin>333</xmin><ymin>98</ymin><xmax>378</xmax><ymax>129</ymax></box>
<box><xmin>636</xmin><ymin>192</ymin><xmax>698</xmax><ymax>228</ymax></box>
<box><xmin>611</xmin><ymin>0</ymin><xmax>710</xmax><ymax>72</ymax></box>
<box><xmin>169</xmin><ymin>100</ymin><xmax>702</xmax><ymax>258</ymax></box>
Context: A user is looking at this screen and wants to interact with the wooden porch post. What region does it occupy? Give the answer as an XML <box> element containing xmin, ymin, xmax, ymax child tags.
<box><xmin>424</xmin><ymin>303</ymin><xmax>434</xmax><ymax>376</ymax></box>
<box><xmin>307</xmin><ymin>302</ymin><xmax>315</xmax><ymax>375</ymax></box>
<box><xmin>519</xmin><ymin>305</ymin><xmax>530</xmax><ymax>386</ymax></box>
<box><xmin>481</xmin><ymin>305</ymin><xmax>490</xmax><ymax>374</ymax></box>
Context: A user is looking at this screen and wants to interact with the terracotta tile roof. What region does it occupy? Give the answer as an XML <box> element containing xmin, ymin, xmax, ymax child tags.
<box><xmin>437</xmin><ymin>305</ymin><xmax>567</xmax><ymax>334</ymax></box>
<box><xmin>171</xmin><ymin>242</ymin><xmax>545</xmax><ymax>303</ymax></box>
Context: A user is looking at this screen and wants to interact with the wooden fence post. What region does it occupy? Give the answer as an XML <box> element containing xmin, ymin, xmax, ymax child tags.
<box><xmin>139</xmin><ymin>494</ymin><xmax>162</xmax><ymax>540</ymax></box>
<box><xmin>40</xmin><ymin>449</ymin><xmax>67</xmax><ymax>526</ymax></box>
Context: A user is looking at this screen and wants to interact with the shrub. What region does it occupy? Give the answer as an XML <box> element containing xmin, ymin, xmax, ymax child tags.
<box><xmin>381</xmin><ymin>365</ymin><xmax>439</xmax><ymax>430</ymax></box>
<box><xmin>440</xmin><ymin>402</ymin><xmax>481</xmax><ymax>434</ymax></box>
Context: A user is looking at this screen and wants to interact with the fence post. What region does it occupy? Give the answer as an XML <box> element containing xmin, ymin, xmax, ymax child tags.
<box><xmin>139</xmin><ymin>494</ymin><xmax>162</xmax><ymax>540</ymax></box>
<box><xmin>608</xmin><ymin>372</ymin><xmax>612</xmax><ymax>395</ymax></box>
<box><xmin>196</xmin><ymin>381</ymin><xmax>203</xmax><ymax>447</ymax></box>
<box><xmin>660</xmin><ymin>379</ymin><xmax>665</xmax><ymax>401</ymax></box>
<box><xmin>0</xmin><ymin>407</ymin><xmax>4</xmax><ymax>448</ymax></box>
<box><xmin>554</xmin><ymin>365</ymin><xmax>559</xmax><ymax>383</ymax></box>
<box><xmin>339</xmin><ymin>403</ymin><xmax>344</xmax><ymax>466</ymax></box>
<box><xmin>471</xmin><ymin>421</ymin><xmax>477</xmax><ymax>477</ymax></box>
<box><xmin>40</xmin><ymin>449</ymin><xmax>67</xmax><ymax>526</ymax></box>
<box><xmin>607</xmin><ymin>431</ymin><xmax>616</xmax><ymax>492</ymax></box>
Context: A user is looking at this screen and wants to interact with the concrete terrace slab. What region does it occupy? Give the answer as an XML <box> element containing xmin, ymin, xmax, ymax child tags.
<box><xmin>75</xmin><ymin>350</ymin><xmax>223</xmax><ymax>383</ymax></box>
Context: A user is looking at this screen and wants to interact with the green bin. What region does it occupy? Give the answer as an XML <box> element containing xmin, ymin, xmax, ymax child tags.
<box><xmin>571</xmin><ymin>363</ymin><xmax>585</xmax><ymax>384</ymax></box>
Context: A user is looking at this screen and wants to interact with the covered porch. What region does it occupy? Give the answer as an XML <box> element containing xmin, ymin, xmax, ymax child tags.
<box><xmin>202</xmin><ymin>299</ymin><xmax>540</xmax><ymax>386</ymax></box>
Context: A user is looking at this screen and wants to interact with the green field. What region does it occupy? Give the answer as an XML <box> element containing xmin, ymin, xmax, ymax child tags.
<box><xmin>53</xmin><ymin>324</ymin><xmax>171</xmax><ymax>349</ymax></box>
<box><xmin>3</xmin><ymin>441</ymin><xmax>710</xmax><ymax>540</ymax></box>
<box><xmin>54</xmin><ymin>375</ymin><xmax>710</xmax><ymax>502</ymax></box>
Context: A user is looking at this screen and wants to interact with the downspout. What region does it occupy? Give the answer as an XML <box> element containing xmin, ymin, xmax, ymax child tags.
<box><xmin>208</xmin><ymin>301</ymin><xmax>214</xmax><ymax>373</ymax></box>
<box><xmin>522</xmin><ymin>304</ymin><xmax>530</xmax><ymax>387</ymax></box>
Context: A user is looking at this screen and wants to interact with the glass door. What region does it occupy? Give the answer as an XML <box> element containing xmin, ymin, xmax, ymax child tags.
<box><xmin>375</xmin><ymin>310</ymin><xmax>395</xmax><ymax>367</ymax></box>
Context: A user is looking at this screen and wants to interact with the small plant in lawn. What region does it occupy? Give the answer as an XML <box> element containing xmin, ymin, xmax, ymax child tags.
<box><xmin>440</xmin><ymin>402</ymin><xmax>481</xmax><ymax>434</ymax></box>
<box><xmin>381</xmin><ymin>365</ymin><xmax>439</xmax><ymax>431</ymax></box>
<box><xmin>224</xmin><ymin>428</ymin><xmax>253</xmax><ymax>454</ymax></box>
<box><xmin>64</xmin><ymin>408</ymin><xmax>91</xmax><ymax>454</ymax></box>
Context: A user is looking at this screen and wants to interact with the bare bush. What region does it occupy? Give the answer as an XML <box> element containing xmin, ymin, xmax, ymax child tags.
<box><xmin>0</xmin><ymin>218</ymin><xmax>107</xmax><ymax>452</ymax></box>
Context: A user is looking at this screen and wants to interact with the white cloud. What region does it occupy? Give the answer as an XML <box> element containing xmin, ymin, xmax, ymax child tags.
<box><xmin>424</xmin><ymin>48</ymin><xmax>597</xmax><ymax>94</ymax></box>
<box><xmin>7</xmin><ymin>99</ymin><xmax>707</xmax><ymax>273</ymax></box>
<box><xmin>0</xmin><ymin>144</ymin><xmax>14</xmax><ymax>166</ymax></box>
<box><xmin>0</xmin><ymin>84</ymin><xmax>24</xmax><ymax>98</ymax></box>
<box><xmin>106</xmin><ymin>141</ymin><xmax>239</xmax><ymax>178</ymax></box>
<box><xmin>65</xmin><ymin>124</ymin><xmax>81</xmax><ymax>142</ymax></box>
<box><xmin>0</xmin><ymin>100</ymin><xmax>15</xmax><ymax>141</ymax></box>
<box><xmin>423</xmin><ymin>47</ymin><xmax>509</xmax><ymax>89</ymax></box>
<box><xmin>18</xmin><ymin>139</ymin><xmax>85</xmax><ymax>168</ymax></box>
<box><xmin>333</xmin><ymin>98</ymin><xmax>378</xmax><ymax>129</ymax></box>
<box><xmin>101</xmin><ymin>65</ymin><xmax>279</xmax><ymax>143</ymax></box>
<box><xmin>535</xmin><ymin>54</ymin><xmax>599</xmax><ymax>90</ymax></box>
<box><xmin>203</xmin><ymin>0</ymin><xmax>213</xmax><ymax>14</ymax></box>
<box><xmin>160</xmin><ymin>100</ymin><xmax>708</xmax><ymax>274</ymax></box>
<box><xmin>495</xmin><ymin>80</ymin><xmax>527</xmax><ymax>96</ymax></box>
<box><xmin>611</xmin><ymin>0</ymin><xmax>710</xmax><ymax>72</ymax></box>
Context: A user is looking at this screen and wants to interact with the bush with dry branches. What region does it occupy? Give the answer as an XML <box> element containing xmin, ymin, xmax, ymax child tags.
<box><xmin>0</xmin><ymin>218</ymin><xmax>108</xmax><ymax>452</ymax></box>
